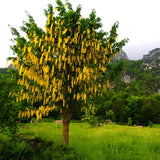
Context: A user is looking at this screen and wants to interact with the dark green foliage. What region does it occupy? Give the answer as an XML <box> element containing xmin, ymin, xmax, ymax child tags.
<box><xmin>112</xmin><ymin>60</ymin><xmax>160</xmax><ymax>95</ymax></box>
<box><xmin>0</xmin><ymin>69</ymin><xmax>21</xmax><ymax>135</ymax></box>
<box><xmin>95</xmin><ymin>90</ymin><xmax>160</xmax><ymax>126</ymax></box>
<box><xmin>46</xmin><ymin>106</ymin><xmax>62</xmax><ymax>120</ymax></box>
<box><xmin>139</xmin><ymin>94</ymin><xmax>160</xmax><ymax>125</ymax></box>
<box><xmin>71</xmin><ymin>104</ymin><xmax>84</xmax><ymax>120</ymax></box>
<box><xmin>92</xmin><ymin>59</ymin><xmax>160</xmax><ymax>126</ymax></box>
<box><xmin>94</xmin><ymin>58</ymin><xmax>160</xmax><ymax>125</ymax></box>
<box><xmin>106</xmin><ymin>110</ymin><xmax>116</xmax><ymax>122</ymax></box>
<box><xmin>0</xmin><ymin>69</ymin><xmax>33</xmax><ymax>135</ymax></box>
<box><xmin>148</xmin><ymin>121</ymin><xmax>154</xmax><ymax>128</ymax></box>
<box><xmin>95</xmin><ymin>91</ymin><xmax>113</xmax><ymax>120</ymax></box>
<box><xmin>0</xmin><ymin>138</ymin><xmax>33</xmax><ymax>160</ymax></box>
<box><xmin>0</xmin><ymin>136</ymin><xmax>81</xmax><ymax>160</ymax></box>
<box><xmin>128</xmin><ymin>118</ymin><xmax>132</xmax><ymax>126</ymax></box>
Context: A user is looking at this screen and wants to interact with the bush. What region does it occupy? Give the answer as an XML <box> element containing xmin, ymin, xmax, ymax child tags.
<box><xmin>0</xmin><ymin>71</ymin><xmax>21</xmax><ymax>135</ymax></box>
<box><xmin>106</xmin><ymin>110</ymin><xmax>116</xmax><ymax>122</ymax></box>
<box><xmin>0</xmin><ymin>138</ymin><xmax>33</xmax><ymax>160</ymax></box>
<box><xmin>82</xmin><ymin>108</ymin><xmax>98</xmax><ymax>127</ymax></box>
<box><xmin>128</xmin><ymin>118</ymin><xmax>132</xmax><ymax>126</ymax></box>
<box><xmin>0</xmin><ymin>70</ymin><xmax>35</xmax><ymax>135</ymax></box>
<box><xmin>94</xmin><ymin>91</ymin><xmax>160</xmax><ymax>126</ymax></box>
<box><xmin>148</xmin><ymin>121</ymin><xmax>154</xmax><ymax>128</ymax></box>
<box><xmin>0</xmin><ymin>135</ymin><xmax>81</xmax><ymax>160</ymax></box>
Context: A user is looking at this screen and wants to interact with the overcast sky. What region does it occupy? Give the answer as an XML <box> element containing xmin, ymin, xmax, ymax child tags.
<box><xmin>0</xmin><ymin>0</ymin><xmax>160</xmax><ymax>68</ymax></box>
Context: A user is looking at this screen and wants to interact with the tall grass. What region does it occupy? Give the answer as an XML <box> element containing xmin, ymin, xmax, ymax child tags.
<box><xmin>18</xmin><ymin>122</ymin><xmax>160</xmax><ymax>160</ymax></box>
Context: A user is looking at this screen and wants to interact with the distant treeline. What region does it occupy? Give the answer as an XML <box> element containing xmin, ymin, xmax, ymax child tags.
<box><xmin>0</xmin><ymin>59</ymin><xmax>160</xmax><ymax>129</ymax></box>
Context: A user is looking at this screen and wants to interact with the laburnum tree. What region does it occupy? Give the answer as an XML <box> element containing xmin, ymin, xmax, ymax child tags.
<box><xmin>8</xmin><ymin>0</ymin><xmax>128</xmax><ymax>144</ymax></box>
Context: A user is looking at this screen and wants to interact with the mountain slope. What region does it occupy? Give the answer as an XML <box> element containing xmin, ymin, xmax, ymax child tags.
<box><xmin>142</xmin><ymin>48</ymin><xmax>160</xmax><ymax>63</ymax></box>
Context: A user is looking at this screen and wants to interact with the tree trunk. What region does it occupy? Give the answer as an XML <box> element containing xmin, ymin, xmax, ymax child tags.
<box><xmin>62</xmin><ymin>108</ymin><xmax>71</xmax><ymax>145</ymax></box>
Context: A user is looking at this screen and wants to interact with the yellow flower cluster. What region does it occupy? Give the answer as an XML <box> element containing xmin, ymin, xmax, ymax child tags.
<box><xmin>18</xmin><ymin>105</ymin><xmax>56</xmax><ymax>120</ymax></box>
<box><xmin>11</xmin><ymin>12</ymin><xmax>116</xmax><ymax>120</ymax></box>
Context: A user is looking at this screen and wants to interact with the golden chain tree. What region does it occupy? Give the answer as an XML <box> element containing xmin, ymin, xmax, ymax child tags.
<box><xmin>8</xmin><ymin>0</ymin><xmax>128</xmax><ymax>144</ymax></box>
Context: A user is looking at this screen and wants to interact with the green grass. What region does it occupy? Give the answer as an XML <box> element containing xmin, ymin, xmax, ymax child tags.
<box><xmin>17</xmin><ymin>122</ymin><xmax>160</xmax><ymax>160</ymax></box>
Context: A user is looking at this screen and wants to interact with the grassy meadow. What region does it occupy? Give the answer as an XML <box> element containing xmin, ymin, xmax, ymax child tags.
<box><xmin>1</xmin><ymin>121</ymin><xmax>158</xmax><ymax>160</ymax></box>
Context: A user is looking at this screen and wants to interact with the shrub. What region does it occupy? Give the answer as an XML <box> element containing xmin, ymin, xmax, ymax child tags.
<box><xmin>0</xmin><ymin>136</ymin><xmax>81</xmax><ymax>160</ymax></box>
<box><xmin>148</xmin><ymin>121</ymin><xmax>154</xmax><ymax>128</ymax></box>
<box><xmin>0</xmin><ymin>138</ymin><xmax>33</xmax><ymax>160</ymax></box>
<box><xmin>106</xmin><ymin>110</ymin><xmax>116</xmax><ymax>122</ymax></box>
<box><xmin>128</xmin><ymin>117</ymin><xmax>132</xmax><ymax>126</ymax></box>
<box><xmin>0</xmin><ymin>70</ymin><xmax>34</xmax><ymax>136</ymax></box>
<box><xmin>82</xmin><ymin>108</ymin><xmax>98</xmax><ymax>127</ymax></box>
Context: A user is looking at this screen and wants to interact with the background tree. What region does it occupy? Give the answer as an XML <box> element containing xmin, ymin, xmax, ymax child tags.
<box><xmin>0</xmin><ymin>69</ymin><xmax>23</xmax><ymax>135</ymax></box>
<box><xmin>8</xmin><ymin>0</ymin><xmax>128</xmax><ymax>144</ymax></box>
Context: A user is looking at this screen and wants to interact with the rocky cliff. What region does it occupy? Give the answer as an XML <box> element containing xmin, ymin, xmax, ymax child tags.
<box><xmin>142</xmin><ymin>48</ymin><xmax>160</xmax><ymax>63</ymax></box>
<box><xmin>111</xmin><ymin>50</ymin><xmax>129</xmax><ymax>61</ymax></box>
<box><xmin>142</xmin><ymin>48</ymin><xmax>160</xmax><ymax>71</ymax></box>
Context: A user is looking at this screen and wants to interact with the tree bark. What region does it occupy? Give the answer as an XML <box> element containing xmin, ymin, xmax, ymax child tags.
<box><xmin>62</xmin><ymin>108</ymin><xmax>71</xmax><ymax>145</ymax></box>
